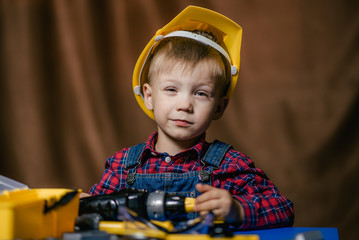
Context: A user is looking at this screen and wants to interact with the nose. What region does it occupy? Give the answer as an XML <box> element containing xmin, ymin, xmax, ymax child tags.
<box><xmin>176</xmin><ymin>93</ymin><xmax>193</xmax><ymax>113</ymax></box>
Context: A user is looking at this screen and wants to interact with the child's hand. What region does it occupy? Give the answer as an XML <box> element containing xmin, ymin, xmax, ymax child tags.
<box><xmin>194</xmin><ymin>183</ymin><xmax>244</xmax><ymax>224</ymax></box>
<box><xmin>79</xmin><ymin>192</ymin><xmax>91</xmax><ymax>198</ymax></box>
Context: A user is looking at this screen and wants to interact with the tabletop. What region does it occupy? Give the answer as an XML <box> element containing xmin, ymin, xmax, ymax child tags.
<box><xmin>236</xmin><ymin>227</ymin><xmax>339</xmax><ymax>240</ymax></box>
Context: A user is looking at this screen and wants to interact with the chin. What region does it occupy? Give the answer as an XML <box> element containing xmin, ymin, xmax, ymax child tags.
<box><xmin>170</xmin><ymin>132</ymin><xmax>202</xmax><ymax>142</ymax></box>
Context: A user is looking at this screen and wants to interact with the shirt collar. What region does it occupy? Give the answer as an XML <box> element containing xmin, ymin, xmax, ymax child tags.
<box><xmin>144</xmin><ymin>132</ymin><xmax>207</xmax><ymax>160</ymax></box>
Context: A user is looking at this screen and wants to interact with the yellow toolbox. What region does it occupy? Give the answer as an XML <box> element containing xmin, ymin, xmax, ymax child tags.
<box><xmin>0</xmin><ymin>188</ymin><xmax>80</xmax><ymax>239</ymax></box>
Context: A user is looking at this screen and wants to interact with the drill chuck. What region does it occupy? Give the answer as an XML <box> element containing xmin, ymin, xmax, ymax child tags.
<box><xmin>146</xmin><ymin>191</ymin><xmax>195</xmax><ymax>221</ymax></box>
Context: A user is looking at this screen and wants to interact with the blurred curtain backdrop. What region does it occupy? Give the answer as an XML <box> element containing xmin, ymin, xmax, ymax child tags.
<box><xmin>0</xmin><ymin>0</ymin><xmax>358</xmax><ymax>239</ymax></box>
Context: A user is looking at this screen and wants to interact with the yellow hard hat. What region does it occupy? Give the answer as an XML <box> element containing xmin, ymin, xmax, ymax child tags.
<box><xmin>132</xmin><ymin>5</ymin><xmax>242</xmax><ymax>120</ymax></box>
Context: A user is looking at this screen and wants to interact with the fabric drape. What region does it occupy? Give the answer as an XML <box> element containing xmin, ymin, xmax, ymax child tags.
<box><xmin>1</xmin><ymin>0</ymin><xmax>358</xmax><ymax>239</ymax></box>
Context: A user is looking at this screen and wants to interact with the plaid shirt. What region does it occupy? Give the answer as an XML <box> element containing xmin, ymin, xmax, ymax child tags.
<box><xmin>90</xmin><ymin>132</ymin><xmax>294</xmax><ymax>229</ymax></box>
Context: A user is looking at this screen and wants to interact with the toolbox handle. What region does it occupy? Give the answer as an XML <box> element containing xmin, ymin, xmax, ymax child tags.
<box><xmin>44</xmin><ymin>190</ymin><xmax>79</xmax><ymax>214</ymax></box>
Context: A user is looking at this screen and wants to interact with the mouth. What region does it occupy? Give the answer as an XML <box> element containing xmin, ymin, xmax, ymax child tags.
<box><xmin>172</xmin><ymin>119</ymin><xmax>192</xmax><ymax>127</ymax></box>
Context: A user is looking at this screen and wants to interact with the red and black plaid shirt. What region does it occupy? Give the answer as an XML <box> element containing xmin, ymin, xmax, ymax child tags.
<box><xmin>90</xmin><ymin>132</ymin><xmax>294</xmax><ymax>229</ymax></box>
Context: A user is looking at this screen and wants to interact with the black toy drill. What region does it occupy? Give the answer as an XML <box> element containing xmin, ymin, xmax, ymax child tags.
<box><xmin>79</xmin><ymin>188</ymin><xmax>195</xmax><ymax>221</ymax></box>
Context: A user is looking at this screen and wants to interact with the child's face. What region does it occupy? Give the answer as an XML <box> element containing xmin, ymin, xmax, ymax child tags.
<box><xmin>143</xmin><ymin>60</ymin><xmax>227</xmax><ymax>142</ymax></box>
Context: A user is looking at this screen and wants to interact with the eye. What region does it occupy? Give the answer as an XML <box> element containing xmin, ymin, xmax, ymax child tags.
<box><xmin>195</xmin><ymin>91</ymin><xmax>209</xmax><ymax>97</ymax></box>
<box><xmin>164</xmin><ymin>87</ymin><xmax>177</xmax><ymax>93</ymax></box>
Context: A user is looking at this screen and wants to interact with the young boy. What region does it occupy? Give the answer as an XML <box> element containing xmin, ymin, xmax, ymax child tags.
<box><xmin>87</xmin><ymin>6</ymin><xmax>294</xmax><ymax>229</ymax></box>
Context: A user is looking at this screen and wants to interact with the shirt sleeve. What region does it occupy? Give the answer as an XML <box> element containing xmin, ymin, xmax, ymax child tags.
<box><xmin>213</xmin><ymin>149</ymin><xmax>294</xmax><ymax>230</ymax></box>
<box><xmin>89</xmin><ymin>149</ymin><xmax>129</xmax><ymax>195</ymax></box>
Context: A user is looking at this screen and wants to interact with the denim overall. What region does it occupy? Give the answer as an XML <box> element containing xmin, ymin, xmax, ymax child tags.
<box><xmin>125</xmin><ymin>140</ymin><xmax>231</xmax><ymax>220</ymax></box>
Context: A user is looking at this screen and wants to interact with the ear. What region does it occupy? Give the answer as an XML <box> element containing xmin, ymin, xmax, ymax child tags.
<box><xmin>213</xmin><ymin>97</ymin><xmax>229</xmax><ymax>120</ymax></box>
<box><xmin>143</xmin><ymin>83</ymin><xmax>154</xmax><ymax>111</ymax></box>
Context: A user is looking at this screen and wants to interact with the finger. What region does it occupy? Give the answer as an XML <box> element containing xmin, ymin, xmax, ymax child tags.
<box><xmin>195</xmin><ymin>197</ymin><xmax>221</xmax><ymax>212</ymax></box>
<box><xmin>79</xmin><ymin>192</ymin><xmax>91</xmax><ymax>198</ymax></box>
<box><xmin>195</xmin><ymin>186</ymin><xmax>224</xmax><ymax>204</ymax></box>
<box><xmin>198</xmin><ymin>210</ymin><xmax>209</xmax><ymax>217</ymax></box>
<box><xmin>195</xmin><ymin>191</ymin><xmax>214</xmax><ymax>204</ymax></box>
<box><xmin>195</xmin><ymin>183</ymin><xmax>213</xmax><ymax>193</ymax></box>
<box><xmin>198</xmin><ymin>201</ymin><xmax>228</xmax><ymax>220</ymax></box>
<box><xmin>196</xmin><ymin>197</ymin><xmax>233</xmax><ymax>219</ymax></box>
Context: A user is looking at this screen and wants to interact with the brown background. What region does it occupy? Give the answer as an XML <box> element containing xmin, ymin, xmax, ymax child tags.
<box><xmin>1</xmin><ymin>0</ymin><xmax>358</xmax><ymax>239</ymax></box>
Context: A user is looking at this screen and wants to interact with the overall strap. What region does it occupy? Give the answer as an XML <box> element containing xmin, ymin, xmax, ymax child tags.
<box><xmin>198</xmin><ymin>140</ymin><xmax>232</xmax><ymax>183</ymax></box>
<box><xmin>202</xmin><ymin>140</ymin><xmax>232</xmax><ymax>168</ymax></box>
<box><xmin>126</xmin><ymin>143</ymin><xmax>146</xmax><ymax>186</ymax></box>
<box><xmin>125</xmin><ymin>143</ymin><xmax>146</xmax><ymax>169</ymax></box>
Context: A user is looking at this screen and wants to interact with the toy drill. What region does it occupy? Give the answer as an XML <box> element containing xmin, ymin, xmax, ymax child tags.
<box><xmin>77</xmin><ymin>189</ymin><xmax>244</xmax><ymax>239</ymax></box>
<box><xmin>79</xmin><ymin>188</ymin><xmax>195</xmax><ymax>221</ymax></box>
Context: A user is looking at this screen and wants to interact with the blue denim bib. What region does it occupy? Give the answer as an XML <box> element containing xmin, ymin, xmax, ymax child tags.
<box><xmin>125</xmin><ymin>140</ymin><xmax>231</xmax><ymax>220</ymax></box>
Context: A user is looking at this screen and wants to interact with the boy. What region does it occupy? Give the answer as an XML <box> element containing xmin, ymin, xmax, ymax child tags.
<box><xmin>87</xmin><ymin>6</ymin><xmax>294</xmax><ymax>229</ymax></box>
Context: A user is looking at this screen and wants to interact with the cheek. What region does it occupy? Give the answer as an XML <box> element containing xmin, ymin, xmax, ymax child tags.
<box><xmin>197</xmin><ymin>106</ymin><xmax>215</xmax><ymax>121</ymax></box>
<box><xmin>152</xmin><ymin>96</ymin><xmax>172</xmax><ymax>114</ymax></box>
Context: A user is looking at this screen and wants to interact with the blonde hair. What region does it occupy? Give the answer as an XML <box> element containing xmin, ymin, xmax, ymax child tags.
<box><xmin>143</xmin><ymin>34</ymin><xmax>231</xmax><ymax>97</ymax></box>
